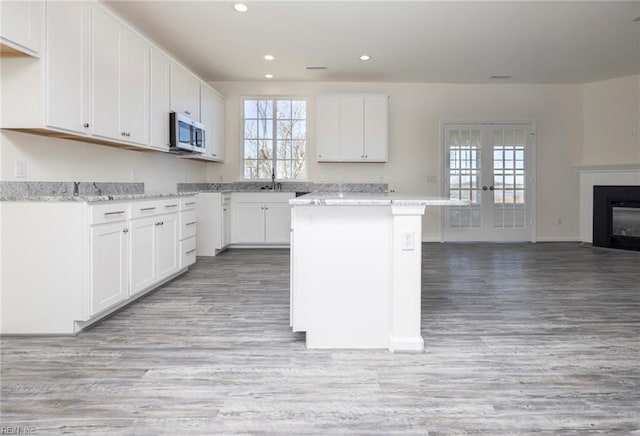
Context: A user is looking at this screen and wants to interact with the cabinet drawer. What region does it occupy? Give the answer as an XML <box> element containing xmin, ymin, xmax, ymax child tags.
<box><xmin>89</xmin><ymin>202</ymin><xmax>129</xmax><ymax>225</ymax></box>
<box><xmin>180</xmin><ymin>197</ymin><xmax>197</xmax><ymax>211</ymax></box>
<box><xmin>180</xmin><ymin>210</ymin><xmax>197</xmax><ymax>240</ymax></box>
<box><xmin>180</xmin><ymin>237</ymin><xmax>197</xmax><ymax>268</ymax></box>
<box><xmin>130</xmin><ymin>198</ymin><xmax>180</xmax><ymax>219</ymax></box>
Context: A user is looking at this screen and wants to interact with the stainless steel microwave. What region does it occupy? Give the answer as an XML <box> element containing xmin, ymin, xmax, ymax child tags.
<box><xmin>169</xmin><ymin>112</ymin><xmax>205</xmax><ymax>153</ymax></box>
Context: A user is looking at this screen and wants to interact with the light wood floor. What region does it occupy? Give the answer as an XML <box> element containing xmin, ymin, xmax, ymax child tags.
<box><xmin>1</xmin><ymin>243</ymin><xmax>639</xmax><ymax>435</ymax></box>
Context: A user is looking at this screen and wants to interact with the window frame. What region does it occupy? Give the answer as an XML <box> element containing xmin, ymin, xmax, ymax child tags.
<box><xmin>240</xmin><ymin>96</ymin><xmax>308</xmax><ymax>181</ymax></box>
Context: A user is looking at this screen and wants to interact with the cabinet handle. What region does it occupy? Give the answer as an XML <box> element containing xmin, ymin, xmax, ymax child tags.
<box><xmin>185</xmin><ymin>111</ymin><xmax>191</xmax><ymax>115</ymax></box>
<box><xmin>186</xmin><ymin>249</ymin><xmax>197</xmax><ymax>254</ymax></box>
<box><xmin>318</xmin><ymin>155</ymin><xmax>322</xmax><ymax>158</ymax></box>
<box><xmin>121</xmin><ymin>132</ymin><xmax>126</xmax><ymax>136</ymax></box>
<box><xmin>126</xmin><ymin>132</ymin><xmax>131</xmax><ymax>137</ymax></box>
<box><xmin>104</xmin><ymin>210</ymin><xmax>125</xmax><ymax>216</ymax></box>
<box><xmin>186</xmin><ymin>221</ymin><xmax>196</xmax><ymax>226</ymax></box>
<box><xmin>141</xmin><ymin>207</ymin><xmax>156</xmax><ymax>212</ymax></box>
<box><xmin>165</xmin><ymin>204</ymin><xmax>178</xmax><ymax>208</ymax></box>
<box><xmin>122</xmin><ymin>228</ymin><xmax>129</xmax><ymax>233</ymax></box>
<box><xmin>185</xmin><ymin>202</ymin><xmax>196</xmax><ymax>206</ymax></box>
<box><xmin>83</xmin><ymin>123</ymin><xmax>89</xmax><ymax>128</ymax></box>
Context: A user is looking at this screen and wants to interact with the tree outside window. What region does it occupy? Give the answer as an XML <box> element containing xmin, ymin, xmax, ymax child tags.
<box><xmin>243</xmin><ymin>98</ymin><xmax>307</xmax><ymax>180</ymax></box>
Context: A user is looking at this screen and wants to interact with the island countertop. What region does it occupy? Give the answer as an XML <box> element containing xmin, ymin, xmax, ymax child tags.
<box><xmin>290</xmin><ymin>192</ymin><xmax>467</xmax><ymax>207</ymax></box>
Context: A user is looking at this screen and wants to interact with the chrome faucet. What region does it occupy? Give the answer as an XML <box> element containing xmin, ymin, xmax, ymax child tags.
<box><xmin>271</xmin><ymin>170</ymin><xmax>276</xmax><ymax>190</ymax></box>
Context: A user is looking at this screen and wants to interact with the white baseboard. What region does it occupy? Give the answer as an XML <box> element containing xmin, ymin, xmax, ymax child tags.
<box><xmin>534</xmin><ymin>237</ymin><xmax>581</xmax><ymax>242</ymax></box>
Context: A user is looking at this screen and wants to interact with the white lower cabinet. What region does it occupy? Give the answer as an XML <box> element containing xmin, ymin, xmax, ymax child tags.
<box><xmin>130</xmin><ymin>205</ymin><xmax>179</xmax><ymax>295</ymax></box>
<box><xmin>231</xmin><ymin>193</ymin><xmax>295</xmax><ymax>245</ymax></box>
<box><xmin>0</xmin><ymin>195</ymin><xmax>195</xmax><ymax>335</ymax></box>
<box><xmin>89</xmin><ymin>221</ymin><xmax>129</xmax><ymax>316</ymax></box>
<box><xmin>196</xmin><ymin>192</ymin><xmax>230</xmax><ymax>255</ymax></box>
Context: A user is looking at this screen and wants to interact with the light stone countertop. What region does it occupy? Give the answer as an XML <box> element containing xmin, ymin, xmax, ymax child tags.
<box><xmin>0</xmin><ymin>192</ymin><xmax>197</xmax><ymax>203</ymax></box>
<box><xmin>290</xmin><ymin>192</ymin><xmax>468</xmax><ymax>206</ymax></box>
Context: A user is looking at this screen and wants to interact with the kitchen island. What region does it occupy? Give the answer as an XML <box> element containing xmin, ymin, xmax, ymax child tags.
<box><xmin>289</xmin><ymin>193</ymin><xmax>465</xmax><ymax>352</ymax></box>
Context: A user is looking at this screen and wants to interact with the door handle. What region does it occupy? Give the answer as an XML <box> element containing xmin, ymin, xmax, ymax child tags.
<box><xmin>489</xmin><ymin>186</ymin><xmax>495</xmax><ymax>191</ymax></box>
<box><xmin>482</xmin><ymin>186</ymin><xmax>488</xmax><ymax>191</ymax></box>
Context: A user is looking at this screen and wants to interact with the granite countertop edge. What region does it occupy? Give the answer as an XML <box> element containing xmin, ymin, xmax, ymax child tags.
<box><xmin>0</xmin><ymin>192</ymin><xmax>199</xmax><ymax>203</ymax></box>
<box><xmin>289</xmin><ymin>194</ymin><xmax>468</xmax><ymax>207</ymax></box>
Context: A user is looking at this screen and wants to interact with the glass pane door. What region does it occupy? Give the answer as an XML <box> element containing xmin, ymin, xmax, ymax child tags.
<box><xmin>443</xmin><ymin>123</ymin><xmax>533</xmax><ymax>241</ymax></box>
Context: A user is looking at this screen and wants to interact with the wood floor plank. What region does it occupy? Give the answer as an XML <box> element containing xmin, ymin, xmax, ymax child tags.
<box><xmin>1</xmin><ymin>243</ymin><xmax>639</xmax><ymax>434</ymax></box>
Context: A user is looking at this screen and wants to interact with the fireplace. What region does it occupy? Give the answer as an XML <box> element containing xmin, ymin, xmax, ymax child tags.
<box><xmin>593</xmin><ymin>185</ymin><xmax>640</xmax><ymax>251</ymax></box>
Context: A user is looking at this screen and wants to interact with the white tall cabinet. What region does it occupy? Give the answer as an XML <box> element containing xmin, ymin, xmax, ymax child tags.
<box><xmin>150</xmin><ymin>48</ymin><xmax>171</xmax><ymax>151</ymax></box>
<box><xmin>45</xmin><ymin>0</ymin><xmax>91</xmax><ymax>135</ymax></box>
<box><xmin>91</xmin><ymin>6</ymin><xmax>150</xmax><ymax>146</ymax></box>
<box><xmin>316</xmin><ymin>94</ymin><xmax>389</xmax><ymax>162</ymax></box>
<box><xmin>200</xmin><ymin>84</ymin><xmax>225</xmax><ymax>161</ymax></box>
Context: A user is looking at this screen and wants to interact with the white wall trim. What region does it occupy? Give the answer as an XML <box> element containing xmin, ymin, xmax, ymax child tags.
<box><xmin>535</xmin><ymin>237</ymin><xmax>581</xmax><ymax>242</ymax></box>
<box><xmin>576</xmin><ymin>164</ymin><xmax>640</xmax><ymax>173</ymax></box>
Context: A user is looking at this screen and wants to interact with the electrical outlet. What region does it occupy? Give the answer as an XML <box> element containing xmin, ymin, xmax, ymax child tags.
<box><xmin>400</xmin><ymin>231</ymin><xmax>415</xmax><ymax>251</ymax></box>
<box><xmin>15</xmin><ymin>160</ymin><xmax>27</xmax><ymax>178</ymax></box>
<box><xmin>426</xmin><ymin>175</ymin><xmax>437</xmax><ymax>184</ymax></box>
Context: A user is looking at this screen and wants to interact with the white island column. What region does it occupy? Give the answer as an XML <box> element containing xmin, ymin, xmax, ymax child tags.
<box><xmin>389</xmin><ymin>204</ymin><xmax>426</xmax><ymax>352</ymax></box>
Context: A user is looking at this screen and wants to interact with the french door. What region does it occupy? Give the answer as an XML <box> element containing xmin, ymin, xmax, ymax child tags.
<box><xmin>443</xmin><ymin>123</ymin><xmax>535</xmax><ymax>241</ymax></box>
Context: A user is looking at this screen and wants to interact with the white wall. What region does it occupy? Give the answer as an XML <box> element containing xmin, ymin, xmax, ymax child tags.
<box><xmin>0</xmin><ymin>130</ymin><xmax>207</xmax><ymax>192</ymax></box>
<box><xmin>582</xmin><ymin>75</ymin><xmax>640</xmax><ymax>165</ymax></box>
<box><xmin>210</xmin><ymin>80</ymin><xmax>583</xmax><ymax>241</ymax></box>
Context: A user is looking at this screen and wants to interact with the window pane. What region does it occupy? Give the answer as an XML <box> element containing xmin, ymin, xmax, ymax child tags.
<box><xmin>244</xmin><ymin>140</ymin><xmax>257</xmax><ymax>159</ymax></box>
<box><xmin>258</xmin><ymin>119</ymin><xmax>272</xmax><ymax>139</ymax></box>
<box><xmin>258</xmin><ymin>139</ymin><xmax>272</xmax><ymax>159</ymax></box>
<box><xmin>293</xmin><ymin>140</ymin><xmax>305</xmax><ymax>159</ymax></box>
<box><xmin>292</xmin><ymin>100</ymin><xmax>306</xmax><ymax>119</ymax></box>
<box><xmin>277</xmin><ymin>100</ymin><xmax>291</xmax><ymax>119</ymax></box>
<box><xmin>277</xmin><ymin>120</ymin><xmax>292</xmax><ymax>140</ymax></box>
<box><xmin>292</xmin><ymin>120</ymin><xmax>306</xmax><ymax>139</ymax></box>
<box><xmin>257</xmin><ymin>100</ymin><xmax>273</xmax><ymax>118</ymax></box>
<box><xmin>257</xmin><ymin>160</ymin><xmax>272</xmax><ymax>179</ymax></box>
<box><xmin>244</xmin><ymin>100</ymin><xmax>257</xmax><ymax>119</ymax></box>
<box><xmin>244</xmin><ymin>159</ymin><xmax>257</xmax><ymax>179</ymax></box>
<box><xmin>244</xmin><ymin>120</ymin><xmax>257</xmax><ymax>140</ymax></box>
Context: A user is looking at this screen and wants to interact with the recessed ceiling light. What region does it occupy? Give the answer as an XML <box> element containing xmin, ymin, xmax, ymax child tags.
<box><xmin>234</xmin><ymin>3</ymin><xmax>248</xmax><ymax>12</ymax></box>
<box><xmin>264</xmin><ymin>54</ymin><xmax>275</xmax><ymax>61</ymax></box>
<box><xmin>264</xmin><ymin>74</ymin><xmax>274</xmax><ymax>79</ymax></box>
<box><xmin>490</xmin><ymin>75</ymin><xmax>512</xmax><ymax>80</ymax></box>
<box><xmin>359</xmin><ymin>55</ymin><xmax>371</xmax><ymax>61</ymax></box>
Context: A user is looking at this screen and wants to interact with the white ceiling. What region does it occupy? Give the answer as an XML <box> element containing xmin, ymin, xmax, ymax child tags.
<box><xmin>105</xmin><ymin>1</ymin><xmax>640</xmax><ymax>84</ymax></box>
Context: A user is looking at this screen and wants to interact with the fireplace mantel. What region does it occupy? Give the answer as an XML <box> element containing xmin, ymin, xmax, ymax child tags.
<box><xmin>578</xmin><ymin>165</ymin><xmax>640</xmax><ymax>243</ymax></box>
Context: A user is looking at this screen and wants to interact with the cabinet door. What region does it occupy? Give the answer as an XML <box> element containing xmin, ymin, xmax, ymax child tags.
<box><xmin>129</xmin><ymin>216</ymin><xmax>157</xmax><ymax>295</ymax></box>
<box><xmin>201</xmin><ymin>85</ymin><xmax>225</xmax><ymax>161</ymax></box>
<box><xmin>90</xmin><ymin>222</ymin><xmax>128</xmax><ymax>315</ymax></box>
<box><xmin>156</xmin><ymin>213</ymin><xmax>179</xmax><ymax>280</ymax></box>
<box><xmin>150</xmin><ymin>48</ymin><xmax>171</xmax><ymax>151</ymax></box>
<box><xmin>264</xmin><ymin>203</ymin><xmax>292</xmax><ymax>244</ymax></box>
<box><xmin>170</xmin><ymin>63</ymin><xmax>199</xmax><ymax>120</ymax></box>
<box><xmin>231</xmin><ymin>203</ymin><xmax>265</xmax><ymax>244</ymax></box>
<box><xmin>119</xmin><ymin>26</ymin><xmax>150</xmax><ymax>146</ymax></box>
<box><xmin>339</xmin><ymin>96</ymin><xmax>365</xmax><ymax>161</ymax></box>
<box><xmin>91</xmin><ymin>6</ymin><xmax>120</xmax><ymax>141</ymax></box>
<box><xmin>45</xmin><ymin>1</ymin><xmax>90</xmax><ymax>134</ymax></box>
<box><xmin>316</xmin><ymin>95</ymin><xmax>340</xmax><ymax>161</ymax></box>
<box><xmin>363</xmin><ymin>95</ymin><xmax>388</xmax><ymax>161</ymax></box>
<box><xmin>0</xmin><ymin>0</ymin><xmax>41</xmax><ymax>55</ymax></box>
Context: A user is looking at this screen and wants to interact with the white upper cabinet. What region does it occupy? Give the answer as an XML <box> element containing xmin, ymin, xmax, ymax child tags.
<box><xmin>91</xmin><ymin>6</ymin><xmax>149</xmax><ymax>146</ymax></box>
<box><xmin>0</xmin><ymin>0</ymin><xmax>43</xmax><ymax>56</ymax></box>
<box><xmin>316</xmin><ymin>94</ymin><xmax>389</xmax><ymax>162</ymax></box>
<box><xmin>199</xmin><ymin>84</ymin><xmax>225</xmax><ymax>161</ymax></box>
<box><xmin>1</xmin><ymin>0</ymin><xmax>225</xmax><ymax>156</ymax></box>
<box><xmin>149</xmin><ymin>48</ymin><xmax>171</xmax><ymax>151</ymax></box>
<box><xmin>170</xmin><ymin>62</ymin><xmax>201</xmax><ymax>121</ymax></box>
<box><xmin>45</xmin><ymin>1</ymin><xmax>91</xmax><ymax>135</ymax></box>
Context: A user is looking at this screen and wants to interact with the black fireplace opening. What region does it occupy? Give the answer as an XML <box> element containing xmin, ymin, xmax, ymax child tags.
<box><xmin>593</xmin><ymin>185</ymin><xmax>640</xmax><ymax>251</ymax></box>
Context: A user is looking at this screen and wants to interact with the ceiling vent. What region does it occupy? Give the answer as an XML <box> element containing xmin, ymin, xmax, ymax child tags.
<box><xmin>490</xmin><ymin>75</ymin><xmax>512</xmax><ymax>80</ymax></box>
<box><xmin>306</xmin><ymin>66</ymin><xmax>328</xmax><ymax>70</ymax></box>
